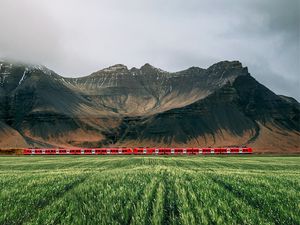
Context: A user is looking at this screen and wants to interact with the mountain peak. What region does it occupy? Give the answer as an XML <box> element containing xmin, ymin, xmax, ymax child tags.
<box><xmin>206</xmin><ymin>60</ymin><xmax>248</xmax><ymax>80</ymax></box>
<box><xmin>102</xmin><ymin>64</ymin><xmax>128</xmax><ymax>72</ymax></box>
<box><xmin>208</xmin><ymin>61</ymin><xmax>243</xmax><ymax>70</ymax></box>
<box><xmin>140</xmin><ymin>63</ymin><xmax>167</xmax><ymax>73</ymax></box>
<box><xmin>140</xmin><ymin>63</ymin><xmax>156</xmax><ymax>70</ymax></box>
<box><xmin>0</xmin><ymin>61</ymin><xmax>53</xmax><ymax>78</ymax></box>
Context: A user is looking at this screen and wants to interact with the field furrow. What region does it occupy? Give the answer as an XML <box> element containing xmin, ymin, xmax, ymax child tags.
<box><xmin>0</xmin><ymin>156</ymin><xmax>299</xmax><ymax>225</ymax></box>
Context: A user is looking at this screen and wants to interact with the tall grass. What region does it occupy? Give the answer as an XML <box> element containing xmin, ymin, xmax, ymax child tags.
<box><xmin>0</xmin><ymin>156</ymin><xmax>299</xmax><ymax>224</ymax></box>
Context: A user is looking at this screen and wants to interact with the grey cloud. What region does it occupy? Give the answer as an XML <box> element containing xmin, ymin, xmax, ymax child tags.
<box><xmin>0</xmin><ymin>0</ymin><xmax>63</xmax><ymax>64</ymax></box>
<box><xmin>0</xmin><ymin>0</ymin><xmax>299</xmax><ymax>100</ymax></box>
<box><xmin>254</xmin><ymin>0</ymin><xmax>300</xmax><ymax>42</ymax></box>
<box><xmin>248</xmin><ymin>60</ymin><xmax>300</xmax><ymax>100</ymax></box>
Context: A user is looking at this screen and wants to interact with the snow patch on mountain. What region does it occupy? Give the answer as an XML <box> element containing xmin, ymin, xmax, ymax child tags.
<box><xmin>19</xmin><ymin>68</ymin><xmax>28</xmax><ymax>85</ymax></box>
<box><xmin>28</xmin><ymin>65</ymin><xmax>53</xmax><ymax>75</ymax></box>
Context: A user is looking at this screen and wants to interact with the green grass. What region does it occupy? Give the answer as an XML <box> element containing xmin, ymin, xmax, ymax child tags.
<box><xmin>0</xmin><ymin>156</ymin><xmax>299</xmax><ymax>225</ymax></box>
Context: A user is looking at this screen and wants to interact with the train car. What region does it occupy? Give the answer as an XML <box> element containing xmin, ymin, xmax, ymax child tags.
<box><xmin>95</xmin><ymin>149</ymin><xmax>105</xmax><ymax>154</ymax></box>
<box><xmin>163</xmin><ymin>148</ymin><xmax>172</xmax><ymax>155</ymax></box>
<box><xmin>118</xmin><ymin>148</ymin><xmax>133</xmax><ymax>155</ymax></box>
<box><xmin>44</xmin><ymin>149</ymin><xmax>54</xmax><ymax>155</ymax></box>
<box><xmin>100</xmin><ymin>148</ymin><xmax>133</xmax><ymax>155</ymax></box>
<box><xmin>23</xmin><ymin>149</ymin><xmax>32</xmax><ymax>155</ymax></box>
<box><xmin>200</xmin><ymin>148</ymin><xmax>211</xmax><ymax>154</ymax></box>
<box><xmin>228</xmin><ymin>147</ymin><xmax>238</xmax><ymax>154</ymax></box>
<box><xmin>133</xmin><ymin>147</ymin><xmax>156</xmax><ymax>155</ymax></box>
<box><xmin>83</xmin><ymin>149</ymin><xmax>94</xmax><ymax>155</ymax></box>
<box><xmin>214</xmin><ymin>148</ymin><xmax>226</xmax><ymax>154</ymax></box>
<box><xmin>219</xmin><ymin>148</ymin><xmax>228</xmax><ymax>154</ymax></box>
<box><xmin>147</xmin><ymin>148</ymin><xmax>156</xmax><ymax>155</ymax></box>
<box><xmin>173</xmin><ymin>148</ymin><xmax>187</xmax><ymax>155</ymax></box>
<box><xmin>133</xmin><ymin>147</ymin><xmax>146</xmax><ymax>155</ymax></box>
<box><xmin>45</xmin><ymin>149</ymin><xmax>53</xmax><ymax>154</ymax></box>
<box><xmin>242</xmin><ymin>147</ymin><xmax>253</xmax><ymax>154</ymax></box>
<box><xmin>183</xmin><ymin>148</ymin><xmax>192</xmax><ymax>155</ymax></box>
<box><xmin>151</xmin><ymin>148</ymin><xmax>166</xmax><ymax>155</ymax></box>
<box><xmin>133</xmin><ymin>148</ymin><xmax>177</xmax><ymax>155</ymax></box>
<box><xmin>225</xmin><ymin>147</ymin><xmax>253</xmax><ymax>154</ymax></box>
<box><xmin>69</xmin><ymin>149</ymin><xmax>80</xmax><ymax>155</ymax></box>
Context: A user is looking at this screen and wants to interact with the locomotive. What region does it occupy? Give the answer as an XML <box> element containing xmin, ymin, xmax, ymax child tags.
<box><xmin>23</xmin><ymin>147</ymin><xmax>252</xmax><ymax>155</ymax></box>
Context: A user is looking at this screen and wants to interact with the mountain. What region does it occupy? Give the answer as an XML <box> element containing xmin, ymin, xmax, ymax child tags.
<box><xmin>0</xmin><ymin>60</ymin><xmax>299</xmax><ymax>153</ymax></box>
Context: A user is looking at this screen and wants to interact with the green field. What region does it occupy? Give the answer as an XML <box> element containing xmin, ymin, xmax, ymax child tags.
<box><xmin>0</xmin><ymin>156</ymin><xmax>299</xmax><ymax>225</ymax></box>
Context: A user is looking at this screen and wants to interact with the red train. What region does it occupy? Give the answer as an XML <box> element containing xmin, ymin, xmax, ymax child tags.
<box><xmin>23</xmin><ymin>147</ymin><xmax>253</xmax><ymax>155</ymax></box>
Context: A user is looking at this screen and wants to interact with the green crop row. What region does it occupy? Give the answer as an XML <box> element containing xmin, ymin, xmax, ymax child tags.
<box><xmin>0</xmin><ymin>156</ymin><xmax>299</xmax><ymax>225</ymax></box>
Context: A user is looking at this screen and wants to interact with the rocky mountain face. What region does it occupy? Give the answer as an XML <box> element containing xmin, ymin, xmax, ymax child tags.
<box><xmin>0</xmin><ymin>60</ymin><xmax>299</xmax><ymax>152</ymax></box>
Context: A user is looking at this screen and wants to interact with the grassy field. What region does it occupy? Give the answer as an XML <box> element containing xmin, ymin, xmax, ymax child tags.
<box><xmin>0</xmin><ymin>156</ymin><xmax>299</xmax><ymax>225</ymax></box>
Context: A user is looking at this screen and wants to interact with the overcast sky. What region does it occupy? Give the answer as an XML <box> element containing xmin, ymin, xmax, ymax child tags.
<box><xmin>0</xmin><ymin>0</ymin><xmax>299</xmax><ymax>99</ymax></box>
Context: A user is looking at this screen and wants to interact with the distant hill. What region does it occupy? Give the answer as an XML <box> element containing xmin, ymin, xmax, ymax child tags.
<box><xmin>0</xmin><ymin>60</ymin><xmax>299</xmax><ymax>153</ymax></box>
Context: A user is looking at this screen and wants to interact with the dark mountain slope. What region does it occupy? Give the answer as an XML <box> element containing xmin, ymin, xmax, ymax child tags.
<box><xmin>108</xmin><ymin>82</ymin><xmax>257</xmax><ymax>146</ymax></box>
<box><xmin>109</xmin><ymin>74</ymin><xmax>299</xmax><ymax>152</ymax></box>
<box><xmin>0</xmin><ymin>61</ymin><xmax>117</xmax><ymax>147</ymax></box>
<box><xmin>232</xmin><ymin>74</ymin><xmax>299</xmax><ymax>132</ymax></box>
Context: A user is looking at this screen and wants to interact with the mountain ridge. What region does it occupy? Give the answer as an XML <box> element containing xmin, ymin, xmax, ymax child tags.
<box><xmin>0</xmin><ymin>60</ymin><xmax>299</xmax><ymax>152</ymax></box>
